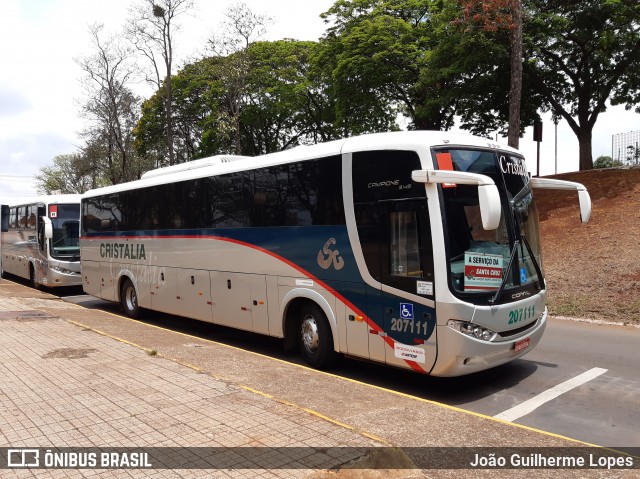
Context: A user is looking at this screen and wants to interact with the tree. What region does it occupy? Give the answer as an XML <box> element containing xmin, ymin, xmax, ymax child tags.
<box><xmin>35</xmin><ymin>153</ymin><xmax>99</xmax><ymax>194</ymax></box>
<box><xmin>128</xmin><ymin>0</ymin><xmax>194</xmax><ymax>166</ymax></box>
<box><xmin>77</xmin><ymin>24</ymin><xmax>144</xmax><ymax>185</ymax></box>
<box><xmin>525</xmin><ymin>0</ymin><xmax>640</xmax><ymax>170</ymax></box>
<box><xmin>208</xmin><ymin>1</ymin><xmax>273</xmax><ymax>154</ymax></box>
<box><xmin>319</xmin><ymin>0</ymin><xmax>438</xmax><ymax>132</ymax></box>
<box><xmin>240</xmin><ymin>40</ymin><xmax>339</xmax><ymax>154</ymax></box>
<box><xmin>135</xmin><ymin>56</ymin><xmax>232</xmax><ymax>161</ymax></box>
<box><xmin>134</xmin><ymin>40</ymin><xmax>339</xmax><ymax>159</ymax></box>
<box><xmin>593</xmin><ymin>155</ymin><xmax>622</xmax><ymax>169</ymax></box>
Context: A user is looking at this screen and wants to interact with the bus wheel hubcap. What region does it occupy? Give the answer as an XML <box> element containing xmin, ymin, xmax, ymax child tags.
<box><xmin>301</xmin><ymin>315</ymin><xmax>319</xmax><ymax>352</ymax></box>
<box><xmin>126</xmin><ymin>288</ymin><xmax>136</xmax><ymax>310</ymax></box>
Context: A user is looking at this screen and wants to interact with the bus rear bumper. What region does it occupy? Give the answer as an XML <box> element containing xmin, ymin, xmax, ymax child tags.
<box><xmin>430</xmin><ymin>310</ymin><xmax>547</xmax><ymax>377</ymax></box>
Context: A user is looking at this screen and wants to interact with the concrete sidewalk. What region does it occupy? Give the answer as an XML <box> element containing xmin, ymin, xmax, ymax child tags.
<box><xmin>0</xmin><ymin>278</ymin><xmax>637</xmax><ymax>478</ymax></box>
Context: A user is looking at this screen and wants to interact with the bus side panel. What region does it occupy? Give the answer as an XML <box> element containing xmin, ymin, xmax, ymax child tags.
<box><xmin>81</xmin><ymin>261</ymin><xmax>101</xmax><ymax>297</ymax></box>
<box><xmin>250</xmin><ymin>274</ymin><xmax>269</xmax><ymax>335</ymax></box>
<box><xmin>151</xmin><ymin>267</ymin><xmax>178</xmax><ymax>315</ymax></box>
<box><xmin>266</xmin><ymin>275</ymin><xmax>280</xmax><ymax>337</ymax></box>
<box><xmin>210</xmin><ymin>271</ymin><xmax>254</xmax><ymax>332</ymax></box>
<box><xmin>176</xmin><ymin>268</ymin><xmax>213</xmax><ymax>322</ymax></box>
<box><xmin>364</xmin><ymin>286</ymin><xmax>385</xmax><ymax>363</ymax></box>
<box><xmin>326</xmin><ymin>280</ymin><xmax>369</xmax><ymax>360</ymax></box>
<box><xmin>16</xmin><ymin>251</ymin><xmax>30</xmax><ymax>279</ymax></box>
<box><xmin>99</xmin><ymin>262</ymin><xmax>118</xmax><ymax>301</ymax></box>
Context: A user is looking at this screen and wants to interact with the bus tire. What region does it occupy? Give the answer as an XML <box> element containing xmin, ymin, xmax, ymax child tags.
<box><xmin>121</xmin><ymin>278</ymin><xmax>141</xmax><ymax>318</ymax></box>
<box><xmin>297</xmin><ymin>303</ymin><xmax>338</xmax><ymax>369</ymax></box>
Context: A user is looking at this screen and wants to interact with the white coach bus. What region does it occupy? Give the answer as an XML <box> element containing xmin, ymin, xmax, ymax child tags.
<box><xmin>80</xmin><ymin>131</ymin><xmax>591</xmax><ymax>376</ymax></box>
<box><xmin>1</xmin><ymin>195</ymin><xmax>82</xmax><ymax>288</ymax></box>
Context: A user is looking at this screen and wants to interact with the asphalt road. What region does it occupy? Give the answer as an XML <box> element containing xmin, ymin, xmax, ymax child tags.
<box><xmin>60</xmin><ymin>289</ymin><xmax>640</xmax><ymax>451</ymax></box>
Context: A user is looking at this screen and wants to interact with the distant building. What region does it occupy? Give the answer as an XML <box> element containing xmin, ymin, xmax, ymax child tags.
<box><xmin>612</xmin><ymin>130</ymin><xmax>640</xmax><ymax>165</ymax></box>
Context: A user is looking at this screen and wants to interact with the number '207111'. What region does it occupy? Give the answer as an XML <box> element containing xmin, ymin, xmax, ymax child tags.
<box><xmin>508</xmin><ymin>306</ymin><xmax>535</xmax><ymax>325</ymax></box>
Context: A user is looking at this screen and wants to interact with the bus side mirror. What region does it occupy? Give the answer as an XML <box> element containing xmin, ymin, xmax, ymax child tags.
<box><xmin>1</xmin><ymin>205</ymin><xmax>9</xmax><ymax>232</ymax></box>
<box><xmin>42</xmin><ymin>216</ymin><xmax>53</xmax><ymax>239</ymax></box>
<box><xmin>412</xmin><ymin>169</ymin><xmax>502</xmax><ymax>230</ymax></box>
<box><xmin>530</xmin><ymin>177</ymin><xmax>591</xmax><ymax>223</ymax></box>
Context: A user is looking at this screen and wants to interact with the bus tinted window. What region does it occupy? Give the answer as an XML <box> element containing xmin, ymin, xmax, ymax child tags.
<box><xmin>82</xmin><ymin>155</ymin><xmax>345</xmax><ymax>233</ymax></box>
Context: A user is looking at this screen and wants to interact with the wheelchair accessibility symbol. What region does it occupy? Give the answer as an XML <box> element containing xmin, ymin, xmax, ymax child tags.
<box><xmin>400</xmin><ymin>303</ymin><xmax>414</xmax><ymax>320</ymax></box>
<box><xmin>520</xmin><ymin>267</ymin><xmax>527</xmax><ymax>283</ymax></box>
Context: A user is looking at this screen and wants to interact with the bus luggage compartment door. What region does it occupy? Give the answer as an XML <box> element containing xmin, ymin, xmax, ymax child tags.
<box><xmin>176</xmin><ymin>268</ymin><xmax>213</xmax><ymax>322</ymax></box>
<box><xmin>211</xmin><ymin>272</ymin><xmax>268</xmax><ymax>333</ymax></box>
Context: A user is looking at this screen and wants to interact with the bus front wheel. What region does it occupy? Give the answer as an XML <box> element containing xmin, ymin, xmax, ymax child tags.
<box><xmin>298</xmin><ymin>303</ymin><xmax>337</xmax><ymax>369</ymax></box>
<box><xmin>121</xmin><ymin>279</ymin><xmax>141</xmax><ymax>318</ymax></box>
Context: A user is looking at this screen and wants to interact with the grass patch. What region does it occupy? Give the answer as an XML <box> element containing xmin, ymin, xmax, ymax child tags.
<box><xmin>548</xmin><ymin>295</ymin><xmax>590</xmax><ymax>318</ymax></box>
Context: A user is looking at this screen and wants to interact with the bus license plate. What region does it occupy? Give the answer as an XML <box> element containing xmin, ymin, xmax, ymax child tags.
<box><xmin>514</xmin><ymin>338</ymin><xmax>530</xmax><ymax>353</ymax></box>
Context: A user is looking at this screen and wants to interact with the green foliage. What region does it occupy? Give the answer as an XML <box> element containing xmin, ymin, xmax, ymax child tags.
<box><xmin>35</xmin><ymin>153</ymin><xmax>103</xmax><ymax>194</ymax></box>
<box><xmin>593</xmin><ymin>155</ymin><xmax>623</xmax><ymax>169</ymax></box>
<box><xmin>524</xmin><ymin>0</ymin><xmax>640</xmax><ymax>170</ymax></box>
<box><xmin>134</xmin><ymin>40</ymin><xmax>341</xmax><ymax>159</ymax></box>
<box><xmin>318</xmin><ymin>0</ymin><xmax>434</xmax><ymax>131</ymax></box>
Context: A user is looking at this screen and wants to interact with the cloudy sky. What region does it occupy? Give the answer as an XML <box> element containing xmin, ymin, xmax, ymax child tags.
<box><xmin>1</xmin><ymin>0</ymin><xmax>638</xmax><ymax>203</ymax></box>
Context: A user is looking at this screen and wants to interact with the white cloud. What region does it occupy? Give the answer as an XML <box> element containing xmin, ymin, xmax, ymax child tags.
<box><xmin>0</xmin><ymin>0</ymin><xmax>335</xmax><ymax>201</ymax></box>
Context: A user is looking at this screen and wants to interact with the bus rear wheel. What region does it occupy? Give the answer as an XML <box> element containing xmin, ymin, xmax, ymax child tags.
<box><xmin>121</xmin><ymin>279</ymin><xmax>141</xmax><ymax>318</ymax></box>
<box><xmin>297</xmin><ymin>303</ymin><xmax>337</xmax><ymax>369</ymax></box>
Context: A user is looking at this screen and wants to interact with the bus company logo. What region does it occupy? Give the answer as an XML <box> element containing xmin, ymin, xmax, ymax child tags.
<box><xmin>499</xmin><ymin>155</ymin><xmax>529</xmax><ymax>178</ymax></box>
<box><xmin>317</xmin><ymin>238</ymin><xmax>344</xmax><ymax>271</ymax></box>
<box><xmin>99</xmin><ymin>242</ymin><xmax>147</xmax><ymax>260</ymax></box>
<box><xmin>7</xmin><ymin>449</ymin><xmax>39</xmax><ymax>468</ymax></box>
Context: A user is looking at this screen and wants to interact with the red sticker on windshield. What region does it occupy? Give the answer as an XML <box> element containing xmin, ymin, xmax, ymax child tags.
<box><xmin>49</xmin><ymin>205</ymin><xmax>58</xmax><ymax>218</ymax></box>
<box><xmin>435</xmin><ymin>153</ymin><xmax>456</xmax><ymax>188</ymax></box>
<box><xmin>436</xmin><ymin>152</ymin><xmax>454</xmax><ymax>170</ymax></box>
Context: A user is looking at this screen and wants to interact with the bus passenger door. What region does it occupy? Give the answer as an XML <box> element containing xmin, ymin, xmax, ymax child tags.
<box><xmin>381</xmin><ymin>201</ymin><xmax>437</xmax><ymax>370</ymax></box>
<box><xmin>355</xmin><ymin>199</ymin><xmax>437</xmax><ymax>370</ymax></box>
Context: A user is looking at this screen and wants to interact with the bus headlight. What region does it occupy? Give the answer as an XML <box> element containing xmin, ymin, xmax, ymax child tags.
<box><xmin>50</xmin><ymin>265</ymin><xmax>79</xmax><ymax>275</ymax></box>
<box><xmin>447</xmin><ymin>320</ymin><xmax>497</xmax><ymax>342</ymax></box>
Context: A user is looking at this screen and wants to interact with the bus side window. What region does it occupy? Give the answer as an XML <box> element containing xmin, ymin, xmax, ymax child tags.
<box><xmin>353</xmin><ymin>150</ymin><xmax>434</xmax><ymax>295</ymax></box>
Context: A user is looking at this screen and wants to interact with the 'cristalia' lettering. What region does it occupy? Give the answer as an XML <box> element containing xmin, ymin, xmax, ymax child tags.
<box><xmin>99</xmin><ymin>243</ymin><xmax>146</xmax><ymax>260</ymax></box>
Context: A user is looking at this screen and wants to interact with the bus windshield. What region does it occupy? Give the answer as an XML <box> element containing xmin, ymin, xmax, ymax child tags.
<box><xmin>49</xmin><ymin>204</ymin><xmax>80</xmax><ymax>260</ymax></box>
<box><xmin>435</xmin><ymin>148</ymin><xmax>543</xmax><ymax>304</ymax></box>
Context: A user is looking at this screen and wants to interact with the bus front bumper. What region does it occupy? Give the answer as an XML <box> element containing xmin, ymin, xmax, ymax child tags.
<box><xmin>430</xmin><ymin>309</ymin><xmax>547</xmax><ymax>377</ymax></box>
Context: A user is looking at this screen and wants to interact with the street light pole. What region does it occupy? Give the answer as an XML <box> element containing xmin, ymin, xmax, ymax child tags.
<box><xmin>554</xmin><ymin>117</ymin><xmax>559</xmax><ymax>175</ymax></box>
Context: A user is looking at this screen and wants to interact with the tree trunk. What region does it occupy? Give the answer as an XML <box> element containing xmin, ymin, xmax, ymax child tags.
<box><xmin>166</xmin><ymin>75</ymin><xmax>174</xmax><ymax>165</ymax></box>
<box><xmin>507</xmin><ymin>0</ymin><xmax>523</xmax><ymax>149</ymax></box>
<box><xmin>577</xmin><ymin>128</ymin><xmax>594</xmax><ymax>170</ymax></box>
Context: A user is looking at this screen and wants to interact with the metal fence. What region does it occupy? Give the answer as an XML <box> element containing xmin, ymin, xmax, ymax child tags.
<box><xmin>612</xmin><ymin>130</ymin><xmax>640</xmax><ymax>165</ymax></box>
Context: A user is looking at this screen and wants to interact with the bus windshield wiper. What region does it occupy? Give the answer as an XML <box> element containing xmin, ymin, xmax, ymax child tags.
<box><xmin>488</xmin><ymin>239</ymin><xmax>519</xmax><ymax>305</ymax></box>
